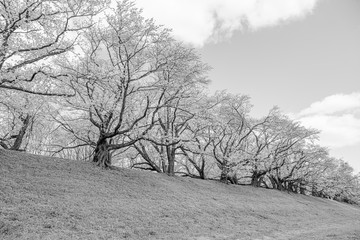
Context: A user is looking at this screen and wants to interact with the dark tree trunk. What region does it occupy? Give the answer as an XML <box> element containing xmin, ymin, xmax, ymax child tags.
<box><xmin>250</xmin><ymin>171</ymin><xmax>266</xmax><ymax>187</ymax></box>
<box><xmin>219</xmin><ymin>163</ymin><xmax>237</xmax><ymax>184</ymax></box>
<box><xmin>220</xmin><ymin>165</ymin><xmax>229</xmax><ymax>183</ymax></box>
<box><xmin>199</xmin><ymin>156</ymin><xmax>206</xmax><ymax>179</ymax></box>
<box><xmin>166</xmin><ymin>146</ymin><xmax>176</xmax><ymax>176</ymax></box>
<box><xmin>10</xmin><ymin>114</ymin><xmax>32</xmax><ymax>151</ymax></box>
<box><xmin>251</xmin><ymin>175</ymin><xmax>261</xmax><ymax>187</ymax></box>
<box><xmin>269</xmin><ymin>175</ymin><xmax>285</xmax><ymax>190</ymax></box>
<box><xmin>278</xmin><ymin>180</ymin><xmax>285</xmax><ymax>191</ymax></box>
<box><xmin>299</xmin><ymin>182</ymin><xmax>306</xmax><ymax>195</ymax></box>
<box><xmin>93</xmin><ymin>137</ymin><xmax>111</xmax><ymax>168</ymax></box>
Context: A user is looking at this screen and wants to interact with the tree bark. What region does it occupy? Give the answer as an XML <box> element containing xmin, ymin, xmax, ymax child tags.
<box><xmin>10</xmin><ymin>114</ymin><xmax>32</xmax><ymax>151</ymax></box>
<box><xmin>250</xmin><ymin>171</ymin><xmax>266</xmax><ymax>187</ymax></box>
<box><xmin>199</xmin><ymin>156</ymin><xmax>206</xmax><ymax>179</ymax></box>
<box><xmin>167</xmin><ymin>146</ymin><xmax>176</xmax><ymax>176</ymax></box>
<box><xmin>269</xmin><ymin>175</ymin><xmax>285</xmax><ymax>190</ymax></box>
<box><xmin>93</xmin><ymin>137</ymin><xmax>111</xmax><ymax>168</ymax></box>
<box><xmin>219</xmin><ymin>165</ymin><xmax>229</xmax><ymax>183</ymax></box>
<box><xmin>219</xmin><ymin>163</ymin><xmax>238</xmax><ymax>184</ymax></box>
<box><xmin>299</xmin><ymin>182</ymin><xmax>306</xmax><ymax>195</ymax></box>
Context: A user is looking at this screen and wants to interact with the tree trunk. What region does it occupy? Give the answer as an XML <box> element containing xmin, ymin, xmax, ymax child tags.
<box><xmin>269</xmin><ymin>175</ymin><xmax>284</xmax><ymax>190</ymax></box>
<box><xmin>93</xmin><ymin>137</ymin><xmax>111</xmax><ymax>168</ymax></box>
<box><xmin>251</xmin><ymin>170</ymin><xmax>267</xmax><ymax>187</ymax></box>
<box><xmin>277</xmin><ymin>178</ymin><xmax>284</xmax><ymax>191</ymax></box>
<box><xmin>134</xmin><ymin>143</ymin><xmax>162</xmax><ymax>173</ymax></box>
<box><xmin>228</xmin><ymin>172</ymin><xmax>238</xmax><ymax>184</ymax></box>
<box><xmin>166</xmin><ymin>146</ymin><xmax>176</xmax><ymax>176</ymax></box>
<box><xmin>10</xmin><ymin>114</ymin><xmax>32</xmax><ymax>151</ymax></box>
<box><xmin>199</xmin><ymin>156</ymin><xmax>206</xmax><ymax>179</ymax></box>
<box><xmin>251</xmin><ymin>175</ymin><xmax>261</xmax><ymax>187</ymax></box>
<box><xmin>220</xmin><ymin>165</ymin><xmax>229</xmax><ymax>183</ymax></box>
<box><xmin>299</xmin><ymin>182</ymin><xmax>306</xmax><ymax>195</ymax></box>
<box><xmin>251</xmin><ymin>171</ymin><xmax>266</xmax><ymax>187</ymax></box>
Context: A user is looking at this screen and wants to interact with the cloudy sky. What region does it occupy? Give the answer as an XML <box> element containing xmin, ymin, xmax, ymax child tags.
<box><xmin>135</xmin><ymin>0</ymin><xmax>360</xmax><ymax>173</ymax></box>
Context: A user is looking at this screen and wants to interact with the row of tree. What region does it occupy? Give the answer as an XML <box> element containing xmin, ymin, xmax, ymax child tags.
<box><xmin>1</xmin><ymin>0</ymin><xmax>359</xmax><ymax>204</ymax></box>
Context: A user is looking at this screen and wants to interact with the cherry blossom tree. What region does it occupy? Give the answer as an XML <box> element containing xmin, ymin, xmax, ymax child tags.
<box><xmin>0</xmin><ymin>0</ymin><xmax>106</xmax><ymax>96</ymax></box>
<box><xmin>131</xmin><ymin>43</ymin><xmax>210</xmax><ymax>176</ymax></box>
<box><xmin>54</xmin><ymin>1</ymin><xmax>181</xmax><ymax>167</ymax></box>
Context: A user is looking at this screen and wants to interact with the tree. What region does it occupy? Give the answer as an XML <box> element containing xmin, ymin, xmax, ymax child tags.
<box><xmin>0</xmin><ymin>91</ymin><xmax>37</xmax><ymax>150</ymax></box>
<box><xmin>177</xmin><ymin>95</ymin><xmax>231</xmax><ymax>180</ymax></box>
<box><xmin>131</xmin><ymin>43</ymin><xmax>210</xmax><ymax>176</ymax></box>
<box><xmin>269</xmin><ymin>144</ymin><xmax>328</xmax><ymax>193</ymax></box>
<box><xmin>207</xmin><ymin>93</ymin><xmax>266</xmax><ymax>184</ymax></box>
<box><xmin>244</xmin><ymin>110</ymin><xmax>319</xmax><ymax>189</ymax></box>
<box><xmin>0</xmin><ymin>0</ymin><xmax>105</xmax><ymax>96</ymax></box>
<box><xmin>261</xmin><ymin>115</ymin><xmax>319</xmax><ymax>191</ymax></box>
<box><xmin>55</xmin><ymin>0</ymin><xmax>178</xmax><ymax>167</ymax></box>
<box><xmin>178</xmin><ymin>115</ymin><xmax>214</xmax><ymax>179</ymax></box>
<box><xmin>0</xmin><ymin>89</ymin><xmax>61</xmax><ymax>152</ymax></box>
<box><xmin>309</xmin><ymin>159</ymin><xmax>360</xmax><ymax>203</ymax></box>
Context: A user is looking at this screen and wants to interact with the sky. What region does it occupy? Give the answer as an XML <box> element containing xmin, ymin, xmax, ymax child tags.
<box><xmin>134</xmin><ymin>0</ymin><xmax>360</xmax><ymax>173</ymax></box>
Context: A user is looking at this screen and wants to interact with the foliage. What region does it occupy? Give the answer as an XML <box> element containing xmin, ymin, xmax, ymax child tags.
<box><xmin>0</xmin><ymin>0</ymin><xmax>106</xmax><ymax>95</ymax></box>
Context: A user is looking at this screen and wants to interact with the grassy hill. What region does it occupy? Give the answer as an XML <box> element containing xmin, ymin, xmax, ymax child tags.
<box><xmin>1</xmin><ymin>149</ymin><xmax>360</xmax><ymax>240</ymax></box>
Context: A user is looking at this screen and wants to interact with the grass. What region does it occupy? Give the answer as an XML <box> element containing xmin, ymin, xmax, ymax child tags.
<box><xmin>1</xmin><ymin>149</ymin><xmax>360</xmax><ymax>240</ymax></box>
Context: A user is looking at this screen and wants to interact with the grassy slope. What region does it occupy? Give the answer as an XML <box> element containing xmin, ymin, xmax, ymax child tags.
<box><xmin>1</xmin><ymin>150</ymin><xmax>360</xmax><ymax>240</ymax></box>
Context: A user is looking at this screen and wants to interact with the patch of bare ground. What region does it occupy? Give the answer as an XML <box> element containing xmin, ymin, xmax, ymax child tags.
<box><xmin>1</xmin><ymin>149</ymin><xmax>360</xmax><ymax>240</ymax></box>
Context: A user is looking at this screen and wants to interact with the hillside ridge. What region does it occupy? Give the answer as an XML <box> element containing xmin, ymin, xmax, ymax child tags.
<box><xmin>1</xmin><ymin>149</ymin><xmax>360</xmax><ymax>240</ymax></box>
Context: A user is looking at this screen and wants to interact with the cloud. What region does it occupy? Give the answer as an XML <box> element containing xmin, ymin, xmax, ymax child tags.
<box><xmin>135</xmin><ymin>0</ymin><xmax>319</xmax><ymax>47</ymax></box>
<box><xmin>291</xmin><ymin>92</ymin><xmax>360</xmax><ymax>148</ymax></box>
<box><xmin>298</xmin><ymin>93</ymin><xmax>360</xmax><ymax>116</ymax></box>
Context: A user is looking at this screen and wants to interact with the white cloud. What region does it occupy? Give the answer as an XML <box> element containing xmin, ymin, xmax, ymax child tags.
<box><xmin>135</xmin><ymin>0</ymin><xmax>319</xmax><ymax>47</ymax></box>
<box><xmin>291</xmin><ymin>92</ymin><xmax>360</xmax><ymax>148</ymax></box>
<box><xmin>298</xmin><ymin>93</ymin><xmax>360</xmax><ymax>117</ymax></box>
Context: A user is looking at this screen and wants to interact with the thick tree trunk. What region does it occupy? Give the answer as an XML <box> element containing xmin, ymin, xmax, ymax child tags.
<box><xmin>250</xmin><ymin>171</ymin><xmax>266</xmax><ymax>187</ymax></box>
<box><xmin>168</xmin><ymin>158</ymin><xmax>175</xmax><ymax>176</ymax></box>
<box><xmin>220</xmin><ymin>165</ymin><xmax>229</xmax><ymax>183</ymax></box>
<box><xmin>251</xmin><ymin>175</ymin><xmax>261</xmax><ymax>187</ymax></box>
<box><xmin>299</xmin><ymin>182</ymin><xmax>306</xmax><ymax>195</ymax></box>
<box><xmin>93</xmin><ymin>137</ymin><xmax>111</xmax><ymax>168</ymax></box>
<box><xmin>277</xmin><ymin>179</ymin><xmax>285</xmax><ymax>191</ymax></box>
<box><xmin>219</xmin><ymin>163</ymin><xmax>238</xmax><ymax>184</ymax></box>
<box><xmin>250</xmin><ymin>163</ymin><xmax>267</xmax><ymax>187</ymax></box>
